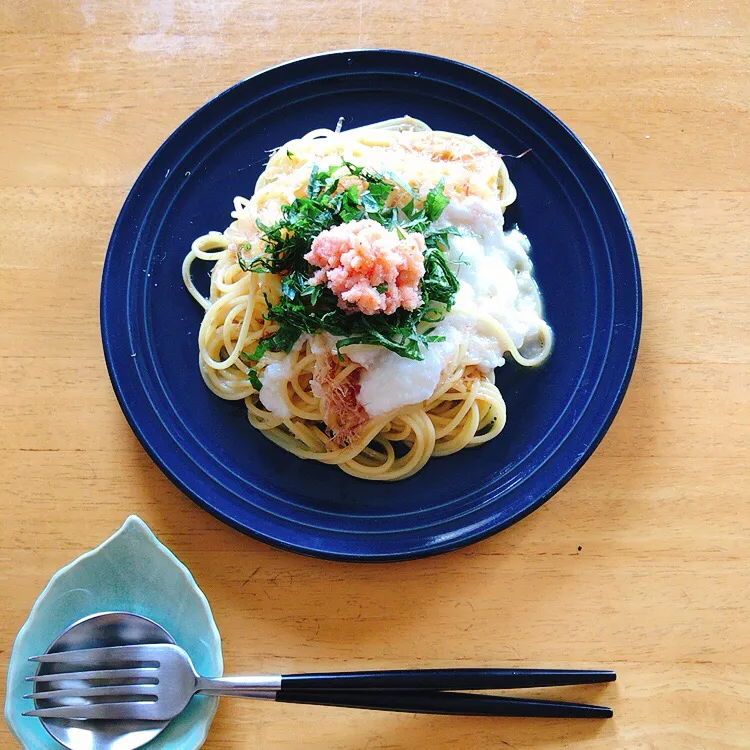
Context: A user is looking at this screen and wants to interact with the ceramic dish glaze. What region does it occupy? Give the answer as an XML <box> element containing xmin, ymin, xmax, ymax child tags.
<box><xmin>100</xmin><ymin>50</ymin><xmax>641</xmax><ymax>561</ymax></box>
<box><xmin>5</xmin><ymin>517</ymin><xmax>222</xmax><ymax>749</ymax></box>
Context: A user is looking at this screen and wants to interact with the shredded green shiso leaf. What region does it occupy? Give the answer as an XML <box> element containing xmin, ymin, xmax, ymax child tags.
<box><xmin>239</xmin><ymin>161</ymin><xmax>462</xmax><ymax>385</ymax></box>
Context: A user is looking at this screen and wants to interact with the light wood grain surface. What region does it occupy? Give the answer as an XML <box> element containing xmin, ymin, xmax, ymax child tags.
<box><xmin>1</xmin><ymin>0</ymin><xmax>749</xmax><ymax>747</ymax></box>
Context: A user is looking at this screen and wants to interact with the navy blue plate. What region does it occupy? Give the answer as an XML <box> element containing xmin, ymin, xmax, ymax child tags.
<box><xmin>101</xmin><ymin>50</ymin><xmax>640</xmax><ymax>562</ymax></box>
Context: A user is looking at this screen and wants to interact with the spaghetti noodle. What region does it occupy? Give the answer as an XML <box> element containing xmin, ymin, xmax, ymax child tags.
<box><xmin>183</xmin><ymin>117</ymin><xmax>552</xmax><ymax>480</ymax></box>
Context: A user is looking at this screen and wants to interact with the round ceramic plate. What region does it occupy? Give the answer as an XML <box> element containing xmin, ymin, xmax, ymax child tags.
<box><xmin>101</xmin><ymin>50</ymin><xmax>641</xmax><ymax>562</ymax></box>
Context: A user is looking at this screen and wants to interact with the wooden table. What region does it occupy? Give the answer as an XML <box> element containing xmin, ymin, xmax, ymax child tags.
<box><xmin>2</xmin><ymin>1</ymin><xmax>749</xmax><ymax>747</ymax></box>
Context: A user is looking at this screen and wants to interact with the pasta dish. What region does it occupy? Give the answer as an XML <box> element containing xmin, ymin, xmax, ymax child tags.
<box><xmin>183</xmin><ymin>117</ymin><xmax>552</xmax><ymax>481</ymax></box>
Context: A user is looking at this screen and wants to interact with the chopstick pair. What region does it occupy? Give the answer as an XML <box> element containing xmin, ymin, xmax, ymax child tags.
<box><xmin>268</xmin><ymin>668</ymin><xmax>616</xmax><ymax>718</ymax></box>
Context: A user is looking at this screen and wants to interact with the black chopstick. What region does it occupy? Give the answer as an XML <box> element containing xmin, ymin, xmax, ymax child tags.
<box><xmin>275</xmin><ymin>689</ymin><xmax>613</xmax><ymax>718</ymax></box>
<box><xmin>281</xmin><ymin>668</ymin><xmax>617</xmax><ymax>691</ymax></box>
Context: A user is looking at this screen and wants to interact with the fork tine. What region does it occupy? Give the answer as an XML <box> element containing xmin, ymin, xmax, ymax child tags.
<box><xmin>24</xmin><ymin>685</ymin><xmax>158</xmax><ymax>701</ymax></box>
<box><xmin>26</xmin><ymin>668</ymin><xmax>157</xmax><ymax>683</ymax></box>
<box><xmin>22</xmin><ymin>701</ymin><xmax>161</xmax><ymax>721</ymax></box>
<box><xmin>29</xmin><ymin>645</ymin><xmax>158</xmax><ymax>665</ymax></box>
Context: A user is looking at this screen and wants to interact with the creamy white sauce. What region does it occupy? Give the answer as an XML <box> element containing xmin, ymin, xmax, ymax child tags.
<box><xmin>437</xmin><ymin>198</ymin><xmax>546</xmax><ymax>357</ymax></box>
<box><xmin>258</xmin><ymin>197</ymin><xmax>549</xmax><ymax>420</ymax></box>
<box><xmin>349</xmin><ymin>330</ymin><xmax>460</xmax><ymax>417</ymax></box>
<box><xmin>258</xmin><ymin>355</ymin><xmax>293</xmax><ymax>418</ymax></box>
<box><xmin>348</xmin><ymin>197</ymin><xmax>549</xmax><ymax>417</ymax></box>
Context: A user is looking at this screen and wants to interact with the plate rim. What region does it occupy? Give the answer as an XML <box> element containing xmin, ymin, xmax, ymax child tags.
<box><xmin>100</xmin><ymin>49</ymin><xmax>642</xmax><ymax>562</ymax></box>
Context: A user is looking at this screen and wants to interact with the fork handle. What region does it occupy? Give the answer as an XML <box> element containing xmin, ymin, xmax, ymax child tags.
<box><xmin>281</xmin><ymin>668</ymin><xmax>616</xmax><ymax>691</ymax></box>
<box><xmin>275</xmin><ymin>690</ymin><xmax>613</xmax><ymax>718</ymax></box>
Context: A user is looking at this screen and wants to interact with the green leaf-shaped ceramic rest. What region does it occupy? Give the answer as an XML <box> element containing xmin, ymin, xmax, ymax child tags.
<box><xmin>4</xmin><ymin>516</ymin><xmax>223</xmax><ymax>749</ymax></box>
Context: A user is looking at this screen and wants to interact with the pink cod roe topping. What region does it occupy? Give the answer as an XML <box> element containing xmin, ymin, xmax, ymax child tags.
<box><xmin>304</xmin><ymin>219</ymin><xmax>425</xmax><ymax>315</ymax></box>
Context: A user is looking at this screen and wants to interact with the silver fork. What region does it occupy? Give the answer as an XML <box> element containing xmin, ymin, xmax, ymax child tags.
<box><xmin>24</xmin><ymin>643</ymin><xmax>616</xmax><ymax>721</ymax></box>
<box><xmin>24</xmin><ymin>643</ymin><xmax>279</xmax><ymax>721</ymax></box>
